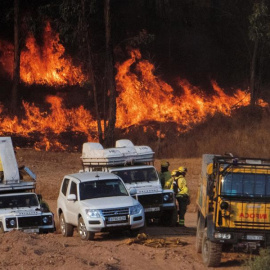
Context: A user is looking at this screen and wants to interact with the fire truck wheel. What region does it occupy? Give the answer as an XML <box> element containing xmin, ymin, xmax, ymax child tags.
<box><xmin>78</xmin><ymin>217</ymin><xmax>95</xmax><ymax>241</ymax></box>
<box><xmin>195</xmin><ymin>216</ymin><xmax>203</xmax><ymax>253</ymax></box>
<box><xmin>60</xmin><ymin>213</ymin><xmax>74</xmax><ymax>237</ymax></box>
<box><xmin>202</xmin><ymin>228</ymin><xmax>222</xmax><ymax>267</ymax></box>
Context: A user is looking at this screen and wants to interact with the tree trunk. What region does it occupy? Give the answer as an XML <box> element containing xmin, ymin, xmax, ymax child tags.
<box><xmin>11</xmin><ymin>0</ymin><xmax>20</xmax><ymax>113</ymax></box>
<box><xmin>250</xmin><ymin>36</ymin><xmax>259</xmax><ymax>106</ymax></box>
<box><xmin>103</xmin><ymin>0</ymin><xmax>116</xmax><ymax>148</ymax></box>
<box><xmin>81</xmin><ymin>0</ymin><xmax>103</xmax><ymax>143</ymax></box>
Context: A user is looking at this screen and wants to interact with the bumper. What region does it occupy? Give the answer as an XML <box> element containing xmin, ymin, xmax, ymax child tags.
<box><xmin>3</xmin><ymin>225</ymin><xmax>55</xmax><ymax>233</ymax></box>
<box><xmin>211</xmin><ymin>230</ymin><xmax>270</xmax><ymax>247</ymax></box>
<box><xmin>85</xmin><ymin>214</ymin><xmax>145</xmax><ymax>233</ymax></box>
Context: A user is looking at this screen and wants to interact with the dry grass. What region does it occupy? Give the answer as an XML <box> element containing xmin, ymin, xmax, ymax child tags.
<box><xmin>122</xmin><ymin>106</ymin><xmax>270</xmax><ymax>159</ymax></box>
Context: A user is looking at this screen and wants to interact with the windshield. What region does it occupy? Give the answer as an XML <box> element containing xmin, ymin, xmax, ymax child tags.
<box><xmin>79</xmin><ymin>179</ymin><xmax>129</xmax><ymax>200</ymax></box>
<box><xmin>221</xmin><ymin>173</ymin><xmax>270</xmax><ymax>197</ymax></box>
<box><xmin>112</xmin><ymin>168</ymin><xmax>158</xmax><ymax>184</ymax></box>
<box><xmin>0</xmin><ymin>194</ymin><xmax>39</xmax><ymax>208</ymax></box>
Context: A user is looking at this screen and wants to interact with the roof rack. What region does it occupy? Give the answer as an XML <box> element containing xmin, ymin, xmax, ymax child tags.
<box><xmin>214</xmin><ymin>156</ymin><xmax>270</xmax><ymax>167</ymax></box>
<box><xmin>81</xmin><ymin>139</ymin><xmax>155</xmax><ymax>167</ymax></box>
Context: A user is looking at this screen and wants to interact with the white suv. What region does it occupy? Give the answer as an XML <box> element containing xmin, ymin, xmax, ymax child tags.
<box><xmin>57</xmin><ymin>172</ymin><xmax>145</xmax><ymax>240</ymax></box>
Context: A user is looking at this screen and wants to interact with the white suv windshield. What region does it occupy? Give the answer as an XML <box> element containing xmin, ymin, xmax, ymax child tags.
<box><xmin>0</xmin><ymin>194</ymin><xmax>39</xmax><ymax>208</ymax></box>
<box><xmin>112</xmin><ymin>168</ymin><xmax>158</xmax><ymax>183</ymax></box>
<box><xmin>79</xmin><ymin>179</ymin><xmax>129</xmax><ymax>200</ymax></box>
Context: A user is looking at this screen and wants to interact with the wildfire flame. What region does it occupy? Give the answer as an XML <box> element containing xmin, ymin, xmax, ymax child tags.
<box><xmin>116</xmin><ymin>49</ymin><xmax>267</xmax><ymax>132</ymax></box>
<box><xmin>0</xmin><ymin>22</ymin><xmax>87</xmax><ymax>86</ymax></box>
<box><xmin>0</xmin><ymin>25</ymin><xmax>268</xmax><ymax>150</ymax></box>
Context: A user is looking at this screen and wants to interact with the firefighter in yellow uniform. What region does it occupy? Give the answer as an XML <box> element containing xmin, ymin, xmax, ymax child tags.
<box><xmin>170</xmin><ymin>167</ymin><xmax>189</xmax><ymax>227</ymax></box>
<box><xmin>159</xmin><ymin>160</ymin><xmax>171</xmax><ymax>188</ymax></box>
<box><xmin>165</xmin><ymin>169</ymin><xmax>178</xmax><ymax>189</ymax></box>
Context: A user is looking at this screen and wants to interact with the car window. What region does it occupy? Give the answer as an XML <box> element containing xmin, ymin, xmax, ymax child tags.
<box><xmin>70</xmin><ymin>181</ymin><xmax>78</xmax><ymax>200</ymax></box>
<box><xmin>61</xmin><ymin>178</ymin><xmax>70</xmax><ymax>196</ymax></box>
<box><xmin>80</xmin><ymin>179</ymin><xmax>129</xmax><ymax>200</ymax></box>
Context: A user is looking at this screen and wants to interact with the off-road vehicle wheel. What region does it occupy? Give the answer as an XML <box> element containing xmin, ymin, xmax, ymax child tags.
<box><xmin>202</xmin><ymin>228</ymin><xmax>222</xmax><ymax>267</ymax></box>
<box><xmin>78</xmin><ymin>217</ymin><xmax>95</xmax><ymax>241</ymax></box>
<box><xmin>195</xmin><ymin>216</ymin><xmax>203</xmax><ymax>253</ymax></box>
<box><xmin>60</xmin><ymin>213</ymin><xmax>73</xmax><ymax>237</ymax></box>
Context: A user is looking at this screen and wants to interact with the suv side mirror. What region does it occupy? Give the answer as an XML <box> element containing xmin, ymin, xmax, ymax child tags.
<box><xmin>129</xmin><ymin>188</ymin><xmax>137</xmax><ymax>196</ymax></box>
<box><xmin>67</xmin><ymin>194</ymin><xmax>77</xmax><ymax>201</ymax></box>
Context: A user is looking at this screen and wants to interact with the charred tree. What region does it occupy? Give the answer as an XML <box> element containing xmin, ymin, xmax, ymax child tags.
<box><xmin>103</xmin><ymin>0</ymin><xmax>116</xmax><ymax>148</ymax></box>
<box><xmin>11</xmin><ymin>0</ymin><xmax>20</xmax><ymax>113</ymax></box>
<box><xmin>81</xmin><ymin>0</ymin><xmax>103</xmax><ymax>143</ymax></box>
<box><xmin>249</xmin><ymin>1</ymin><xmax>270</xmax><ymax>106</ymax></box>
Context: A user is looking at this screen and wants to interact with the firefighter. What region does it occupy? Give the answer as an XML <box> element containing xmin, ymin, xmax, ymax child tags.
<box><xmin>164</xmin><ymin>169</ymin><xmax>178</xmax><ymax>189</ymax></box>
<box><xmin>159</xmin><ymin>160</ymin><xmax>171</xmax><ymax>188</ymax></box>
<box><xmin>171</xmin><ymin>166</ymin><xmax>190</xmax><ymax>227</ymax></box>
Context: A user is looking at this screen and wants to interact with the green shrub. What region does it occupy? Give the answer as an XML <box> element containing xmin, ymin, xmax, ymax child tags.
<box><xmin>246</xmin><ymin>249</ymin><xmax>270</xmax><ymax>270</ymax></box>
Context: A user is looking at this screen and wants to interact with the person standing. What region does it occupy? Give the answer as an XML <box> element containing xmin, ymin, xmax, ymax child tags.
<box><xmin>171</xmin><ymin>167</ymin><xmax>190</xmax><ymax>227</ymax></box>
<box><xmin>159</xmin><ymin>160</ymin><xmax>171</xmax><ymax>188</ymax></box>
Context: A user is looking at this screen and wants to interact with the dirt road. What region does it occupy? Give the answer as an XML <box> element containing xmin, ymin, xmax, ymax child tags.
<box><xmin>0</xmin><ymin>149</ymin><xmax>249</xmax><ymax>270</ymax></box>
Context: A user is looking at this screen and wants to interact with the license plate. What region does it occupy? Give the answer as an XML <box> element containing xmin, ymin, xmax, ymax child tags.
<box><xmin>144</xmin><ymin>207</ymin><xmax>160</xmax><ymax>213</ymax></box>
<box><xmin>246</xmin><ymin>235</ymin><xmax>263</xmax><ymax>241</ymax></box>
<box><xmin>108</xmin><ymin>216</ymin><xmax>126</xmax><ymax>222</ymax></box>
<box><xmin>23</xmin><ymin>228</ymin><xmax>39</xmax><ymax>233</ymax></box>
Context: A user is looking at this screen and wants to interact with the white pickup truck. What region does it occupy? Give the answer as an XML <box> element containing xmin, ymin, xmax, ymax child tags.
<box><xmin>57</xmin><ymin>171</ymin><xmax>145</xmax><ymax>240</ymax></box>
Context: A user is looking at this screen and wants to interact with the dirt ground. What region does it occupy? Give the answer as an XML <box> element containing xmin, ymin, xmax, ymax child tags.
<box><xmin>0</xmin><ymin>149</ymin><xmax>251</xmax><ymax>270</ymax></box>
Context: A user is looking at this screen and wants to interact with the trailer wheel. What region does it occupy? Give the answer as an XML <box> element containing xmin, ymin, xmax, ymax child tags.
<box><xmin>78</xmin><ymin>217</ymin><xmax>95</xmax><ymax>241</ymax></box>
<box><xmin>60</xmin><ymin>213</ymin><xmax>73</xmax><ymax>237</ymax></box>
<box><xmin>195</xmin><ymin>216</ymin><xmax>203</xmax><ymax>253</ymax></box>
<box><xmin>202</xmin><ymin>228</ymin><xmax>222</xmax><ymax>267</ymax></box>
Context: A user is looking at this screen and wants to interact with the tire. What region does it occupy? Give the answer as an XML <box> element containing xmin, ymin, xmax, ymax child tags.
<box><xmin>202</xmin><ymin>228</ymin><xmax>222</xmax><ymax>267</ymax></box>
<box><xmin>160</xmin><ymin>209</ymin><xmax>178</xmax><ymax>227</ymax></box>
<box><xmin>59</xmin><ymin>213</ymin><xmax>74</xmax><ymax>237</ymax></box>
<box><xmin>78</xmin><ymin>217</ymin><xmax>95</xmax><ymax>241</ymax></box>
<box><xmin>195</xmin><ymin>215</ymin><xmax>203</xmax><ymax>253</ymax></box>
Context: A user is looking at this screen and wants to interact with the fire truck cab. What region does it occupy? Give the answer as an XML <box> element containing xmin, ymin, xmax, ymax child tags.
<box><xmin>196</xmin><ymin>154</ymin><xmax>270</xmax><ymax>267</ymax></box>
<box><xmin>80</xmin><ymin>139</ymin><xmax>177</xmax><ymax>226</ymax></box>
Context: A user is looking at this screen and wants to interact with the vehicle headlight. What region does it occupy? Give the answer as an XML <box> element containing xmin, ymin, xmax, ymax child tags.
<box><xmin>85</xmin><ymin>209</ymin><xmax>101</xmax><ymax>218</ymax></box>
<box><xmin>6</xmin><ymin>218</ymin><xmax>17</xmax><ymax>228</ymax></box>
<box><xmin>214</xmin><ymin>232</ymin><xmax>231</xmax><ymax>239</ymax></box>
<box><xmin>163</xmin><ymin>192</ymin><xmax>173</xmax><ymax>203</ymax></box>
<box><xmin>43</xmin><ymin>217</ymin><xmax>48</xmax><ymax>224</ymax></box>
<box><xmin>130</xmin><ymin>204</ymin><xmax>143</xmax><ymax>215</ymax></box>
<box><xmin>42</xmin><ymin>215</ymin><xmax>53</xmax><ymax>225</ymax></box>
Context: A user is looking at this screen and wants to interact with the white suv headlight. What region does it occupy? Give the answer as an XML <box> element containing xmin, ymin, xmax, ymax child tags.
<box><xmin>130</xmin><ymin>204</ymin><xmax>143</xmax><ymax>215</ymax></box>
<box><xmin>85</xmin><ymin>209</ymin><xmax>101</xmax><ymax>218</ymax></box>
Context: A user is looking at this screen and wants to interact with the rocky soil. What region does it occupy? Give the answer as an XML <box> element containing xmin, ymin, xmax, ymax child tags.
<box><xmin>0</xmin><ymin>149</ymin><xmax>250</xmax><ymax>270</ymax></box>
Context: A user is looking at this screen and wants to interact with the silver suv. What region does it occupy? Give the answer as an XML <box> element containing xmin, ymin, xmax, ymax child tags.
<box><xmin>57</xmin><ymin>172</ymin><xmax>145</xmax><ymax>240</ymax></box>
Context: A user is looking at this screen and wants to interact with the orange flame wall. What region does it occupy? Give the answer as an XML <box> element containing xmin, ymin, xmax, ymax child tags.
<box><xmin>0</xmin><ymin>22</ymin><xmax>87</xmax><ymax>86</ymax></box>
<box><xmin>0</xmin><ymin>26</ymin><xmax>268</xmax><ymax>150</ymax></box>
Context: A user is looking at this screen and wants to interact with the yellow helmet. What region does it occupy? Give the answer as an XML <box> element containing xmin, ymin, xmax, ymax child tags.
<box><xmin>178</xmin><ymin>166</ymin><xmax>187</xmax><ymax>174</ymax></box>
<box><xmin>161</xmin><ymin>160</ymin><xmax>170</xmax><ymax>167</ymax></box>
<box><xmin>171</xmin><ymin>170</ymin><xmax>179</xmax><ymax>177</ymax></box>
